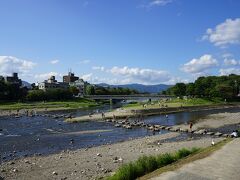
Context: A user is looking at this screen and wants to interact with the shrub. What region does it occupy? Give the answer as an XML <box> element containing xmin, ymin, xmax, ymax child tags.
<box><xmin>174</xmin><ymin>148</ymin><xmax>191</xmax><ymax>159</ymax></box>
<box><xmin>108</xmin><ymin>147</ymin><xmax>200</xmax><ymax>180</ymax></box>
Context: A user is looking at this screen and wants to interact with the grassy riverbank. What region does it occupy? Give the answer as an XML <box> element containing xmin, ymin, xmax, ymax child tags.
<box><xmin>0</xmin><ymin>98</ymin><xmax>99</xmax><ymax>111</ymax></box>
<box><xmin>107</xmin><ymin>147</ymin><xmax>200</xmax><ymax>180</ymax></box>
<box><xmin>139</xmin><ymin>138</ymin><xmax>232</xmax><ymax>180</ymax></box>
<box><xmin>66</xmin><ymin>97</ymin><xmax>239</xmax><ymax>123</ymax></box>
<box><xmin>108</xmin><ymin>139</ymin><xmax>231</xmax><ymax>180</ymax></box>
<box><xmin>123</xmin><ymin>98</ymin><xmax>224</xmax><ymax>110</ymax></box>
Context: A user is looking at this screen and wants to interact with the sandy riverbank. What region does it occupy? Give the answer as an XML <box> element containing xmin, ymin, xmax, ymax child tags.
<box><xmin>0</xmin><ymin>132</ymin><xmax>223</xmax><ymax>180</ymax></box>
<box><xmin>172</xmin><ymin>111</ymin><xmax>240</xmax><ymax>131</ymax></box>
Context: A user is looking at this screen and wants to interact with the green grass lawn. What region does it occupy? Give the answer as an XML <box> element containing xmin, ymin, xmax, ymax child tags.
<box><xmin>0</xmin><ymin>98</ymin><xmax>99</xmax><ymax>110</ymax></box>
<box><xmin>122</xmin><ymin>98</ymin><xmax>224</xmax><ymax>110</ymax></box>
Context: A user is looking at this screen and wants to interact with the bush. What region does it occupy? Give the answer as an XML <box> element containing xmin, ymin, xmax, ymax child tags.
<box><xmin>174</xmin><ymin>148</ymin><xmax>191</xmax><ymax>159</ymax></box>
<box><xmin>108</xmin><ymin>147</ymin><xmax>200</xmax><ymax>180</ymax></box>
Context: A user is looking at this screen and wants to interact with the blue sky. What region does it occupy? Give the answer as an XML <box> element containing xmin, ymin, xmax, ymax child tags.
<box><xmin>0</xmin><ymin>0</ymin><xmax>240</xmax><ymax>84</ymax></box>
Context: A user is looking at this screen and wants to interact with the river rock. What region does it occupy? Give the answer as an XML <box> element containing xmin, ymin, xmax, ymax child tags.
<box><xmin>206</xmin><ymin>132</ymin><xmax>214</xmax><ymax>135</ymax></box>
<box><xmin>194</xmin><ymin>129</ymin><xmax>207</xmax><ymax>134</ymax></box>
<box><xmin>160</xmin><ymin>126</ymin><xmax>166</xmax><ymax>129</ymax></box>
<box><xmin>222</xmin><ymin>134</ymin><xmax>229</xmax><ymax>137</ymax></box>
<box><xmin>154</xmin><ymin>125</ymin><xmax>161</xmax><ymax>128</ymax></box>
<box><xmin>126</xmin><ymin>125</ymin><xmax>132</xmax><ymax>129</ymax></box>
<box><xmin>148</xmin><ymin>126</ymin><xmax>154</xmax><ymax>131</ymax></box>
<box><xmin>12</xmin><ymin>168</ymin><xmax>18</xmax><ymax>173</ymax></box>
<box><xmin>165</xmin><ymin>127</ymin><xmax>171</xmax><ymax>130</ymax></box>
<box><xmin>173</xmin><ymin>127</ymin><xmax>180</xmax><ymax>132</ymax></box>
<box><xmin>114</xmin><ymin>124</ymin><xmax>121</xmax><ymax>127</ymax></box>
<box><xmin>214</xmin><ymin>132</ymin><xmax>223</xmax><ymax>136</ymax></box>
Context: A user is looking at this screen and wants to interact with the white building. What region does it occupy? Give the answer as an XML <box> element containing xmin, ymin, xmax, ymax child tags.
<box><xmin>69</xmin><ymin>79</ymin><xmax>86</xmax><ymax>96</ymax></box>
<box><xmin>38</xmin><ymin>76</ymin><xmax>69</xmax><ymax>91</ymax></box>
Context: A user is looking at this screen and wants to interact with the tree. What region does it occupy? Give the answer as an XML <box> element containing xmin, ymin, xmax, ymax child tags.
<box><xmin>69</xmin><ymin>86</ymin><xmax>79</xmax><ymax>96</ymax></box>
<box><xmin>172</xmin><ymin>83</ymin><xmax>186</xmax><ymax>97</ymax></box>
<box><xmin>186</xmin><ymin>83</ymin><xmax>195</xmax><ymax>96</ymax></box>
<box><xmin>215</xmin><ymin>84</ymin><xmax>234</xmax><ymax>99</ymax></box>
<box><xmin>86</xmin><ymin>85</ymin><xmax>95</xmax><ymax>95</ymax></box>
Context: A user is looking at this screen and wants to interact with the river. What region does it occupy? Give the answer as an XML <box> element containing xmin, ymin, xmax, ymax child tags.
<box><xmin>0</xmin><ymin>105</ymin><xmax>240</xmax><ymax>162</ymax></box>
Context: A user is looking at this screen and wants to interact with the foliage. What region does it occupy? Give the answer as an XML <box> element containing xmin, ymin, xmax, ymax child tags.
<box><xmin>0</xmin><ymin>80</ymin><xmax>27</xmax><ymax>101</ymax></box>
<box><xmin>26</xmin><ymin>89</ymin><xmax>73</xmax><ymax>101</ymax></box>
<box><xmin>86</xmin><ymin>85</ymin><xmax>95</xmax><ymax>95</ymax></box>
<box><xmin>86</xmin><ymin>85</ymin><xmax>139</xmax><ymax>95</ymax></box>
<box><xmin>107</xmin><ymin>148</ymin><xmax>200</xmax><ymax>180</ymax></box>
<box><xmin>166</xmin><ymin>74</ymin><xmax>240</xmax><ymax>99</ymax></box>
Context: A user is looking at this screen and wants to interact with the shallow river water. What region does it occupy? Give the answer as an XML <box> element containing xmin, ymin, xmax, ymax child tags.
<box><xmin>0</xmin><ymin>106</ymin><xmax>240</xmax><ymax>162</ymax></box>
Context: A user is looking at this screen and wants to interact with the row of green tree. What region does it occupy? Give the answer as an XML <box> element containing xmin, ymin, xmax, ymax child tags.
<box><xmin>0</xmin><ymin>79</ymin><xmax>139</xmax><ymax>101</ymax></box>
<box><xmin>85</xmin><ymin>85</ymin><xmax>139</xmax><ymax>95</ymax></box>
<box><xmin>0</xmin><ymin>81</ymin><xmax>28</xmax><ymax>101</ymax></box>
<box><xmin>164</xmin><ymin>74</ymin><xmax>240</xmax><ymax>99</ymax></box>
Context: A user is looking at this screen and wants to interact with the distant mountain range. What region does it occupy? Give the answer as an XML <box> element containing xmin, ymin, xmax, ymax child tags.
<box><xmin>22</xmin><ymin>81</ymin><xmax>32</xmax><ymax>89</ymax></box>
<box><xmin>96</xmin><ymin>83</ymin><xmax>172</xmax><ymax>94</ymax></box>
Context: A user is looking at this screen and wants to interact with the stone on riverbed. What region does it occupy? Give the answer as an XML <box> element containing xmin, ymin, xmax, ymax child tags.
<box><xmin>114</xmin><ymin>124</ymin><xmax>121</xmax><ymax>128</ymax></box>
<box><xmin>214</xmin><ymin>132</ymin><xmax>223</xmax><ymax>137</ymax></box>
<box><xmin>194</xmin><ymin>129</ymin><xmax>207</xmax><ymax>135</ymax></box>
<box><xmin>165</xmin><ymin>127</ymin><xmax>171</xmax><ymax>130</ymax></box>
<box><xmin>206</xmin><ymin>132</ymin><xmax>214</xmax><ymax>135</ymax></box>
<box><xmin>222</xmin><ymin>134</ymin><xmax>229</xmax><ymax>137</ymax></box>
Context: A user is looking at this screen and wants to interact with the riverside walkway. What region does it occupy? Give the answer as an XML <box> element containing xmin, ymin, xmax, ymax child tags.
<box><xmin>152</xmin><ymin>138</ymin><xmax>240</xmax><ymax>180</ymax></box>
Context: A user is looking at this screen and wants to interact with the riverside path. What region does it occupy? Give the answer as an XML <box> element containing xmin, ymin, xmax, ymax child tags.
<box><xmin>152</xmin><ymin>138</ymin><xmax>240</xmax><ymax>180</ymax></box>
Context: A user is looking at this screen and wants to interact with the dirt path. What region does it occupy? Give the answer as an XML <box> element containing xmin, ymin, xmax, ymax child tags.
<box><xmin>152</xmin><ymin>138</ymin><xmax>240</xmax><ymax>180</ymax></box>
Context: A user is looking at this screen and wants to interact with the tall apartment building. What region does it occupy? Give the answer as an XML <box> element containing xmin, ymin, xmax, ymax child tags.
<box><xmin>63</xmin><ymin>72</ymin><xmax>79</xmax><ymax>83</ymax></box>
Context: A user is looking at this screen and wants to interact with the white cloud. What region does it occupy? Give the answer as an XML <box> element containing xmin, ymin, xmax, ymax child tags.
<box><xmin>78</xmin><ymin>60</ymin><xmax>91</xmax><ymax>64</ymax></box>
<box><xmin>202</xmin><ymin>18</ymin><xmax>240</xmax><ymax>47</ymax></box>
<box><xmin>223</xmin><ymin>58</ymin><xmax>239</xmax><ymax>66</ymax></box>
<box><xmin>50</xmin><ymin>59</ymin><xmax>59</xmax><ymax>64</ymax></box>
<box><xmin>181</xmin><ymin>54</ymin><xmax>218</xmax><ymax>74</ymax></box>
<box><xmin>108</xmin><ymin>66</ymin><xmax>172</xmax><ymax>84</ymax></box>
<box><xmin>34</xmin><ymin>72</ymin><xmax>62</xmax><ymax>82</ymax></box>
<box><xmin>139</xmin><ymin>0</ymin><xmax>172</xmax><ymax>9</ymax></box>
<box><xmin>82</xmin><ymin>66</ymin><xmax>189</xmax><ymax>85</ymax></box>
<box><xmin>149</xmin><ymin>0</ymin><xmax>172</xmax><ymax>7</ymax></box>
<box><xmin>80</xmin><ymin>73</ymin><xmax>93</xmax><ymax>82</ymax></box>
<box><xmin>222</xmin><ymin>53</ymin><xmax>233</xmax><ymax>58</ymax></box>
<box><xmin>92</xmin><ymin>66</ymin><xmax>105</xmax><ymax>71</ymax></box>
<box><xmin>0</xmin><ymin>56</ymin><xmax>36</xmax><ymax>76</ymax></box>
<box><xmin>219</xmin><ymin>68</ymin><xmax>240</xmax><ymax>76</ymax></box>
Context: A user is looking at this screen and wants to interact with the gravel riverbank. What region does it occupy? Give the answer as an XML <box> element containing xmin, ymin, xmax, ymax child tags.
<box><xmin>0</xmin><ymin>132</ymin><xmax>223</xmax><ymax>180</ymax></box>
<box><xmin>1</xmin><ymin>110</ymin><xmax>240</xmax><ymax>180</ymax></box>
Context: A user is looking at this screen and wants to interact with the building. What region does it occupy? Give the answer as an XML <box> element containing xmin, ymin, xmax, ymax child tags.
<box><xmin>69</xmin><ymin>79</ymin><xmax>87</xmax><ymax>96</ymax></box>
<box><xmin>38</xmin><ymin>76</ymin><xmax>69</xmax><ymax>91</ymax></box>
<box><xmin>3</xmin><ymin>73</ymin><xmax>22</xmax><ymax>86</ymax></box>
<box><xmin>63</xmin><ymin>72</ymin><xmax>79</xmax><ymax>83</ymax></box>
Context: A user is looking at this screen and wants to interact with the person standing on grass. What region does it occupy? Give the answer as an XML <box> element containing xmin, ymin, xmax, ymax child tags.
<box><xmin>189</xmin><ymin>122</ymin><xmax>193</xmax><ymax>132</ymax></box>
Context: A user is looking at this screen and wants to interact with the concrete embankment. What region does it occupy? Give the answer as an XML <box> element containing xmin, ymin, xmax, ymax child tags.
<box><xmin>65</xmin><ymin>104</ymin><xmax>240</xmax><ymax>123</ymax></box>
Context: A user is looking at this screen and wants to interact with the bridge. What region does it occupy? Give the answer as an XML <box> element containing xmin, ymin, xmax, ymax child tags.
<box><xmin>84</xmin><ymin>94</ymin><xmax>173</xmax><ymax>100</ymax></box>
